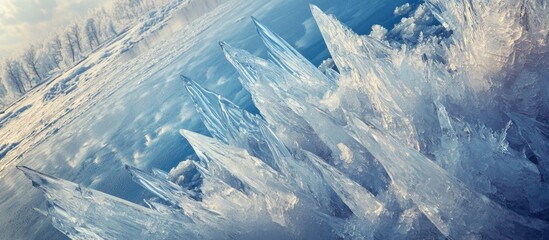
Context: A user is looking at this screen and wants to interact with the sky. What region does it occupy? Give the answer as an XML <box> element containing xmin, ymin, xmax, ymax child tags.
<box><xmin>0</xmin><ymin>0</ymin><xmax>108</xmax><ymax>58</ymax></box>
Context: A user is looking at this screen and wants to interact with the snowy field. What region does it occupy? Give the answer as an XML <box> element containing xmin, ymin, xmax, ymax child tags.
<box><xmin>0</xmin><ymin>0</ymin><xmax>410</xmax><ymax>238</ymax></box>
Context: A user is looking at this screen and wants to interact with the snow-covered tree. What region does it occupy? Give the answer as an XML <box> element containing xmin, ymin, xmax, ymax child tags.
<box><xmin>22</xmin><ymin>45</ymin><xmax>42</xmax><ymax>84</ymax></box>
<box><xmin>47</xmin><ymin>35</ymin><xmax>64</xmax><ymax>70</ymax></box>
<box><xmin>0</xmin><ymin>0</ymin><xmax>173</xmax><ymax>105</ymax></box>
<box><xmin>85</xmin><ymin>18</ymin><xmax>101</xmax><ymax>50</ymax></box>
<box><xmin>71</xmin><ymin>24</ymin><xmax>83</xmax><ymax>54</ymax></box>
<box><xmin>4</xmin><ymin>59</ymin><xmax>28</xmax><ymax>94</ymax></box>
<box><xmin>64</xmin><ymin>32</ymin><xmax>77</xmax><ymax>64</ymax></box>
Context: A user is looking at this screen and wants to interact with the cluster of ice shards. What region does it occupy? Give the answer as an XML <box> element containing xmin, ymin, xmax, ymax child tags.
<box><xmin>20</xmin><ymin>1</ymin><xmax>549</xmax><ymax>239</ymax></box>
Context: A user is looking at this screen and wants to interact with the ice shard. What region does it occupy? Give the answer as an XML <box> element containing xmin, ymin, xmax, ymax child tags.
<box><xmin>259</xmin><ymin>123</ymin><xmax>353</xmax><ymax>220</ymax></box>
<box><xmin>17</xmin><ymin>166</ymin><xmax>201</xmax><ymax>239</ymax></box>
<box><xmin>151</xmin><ymin>168</ymin><xmax>169</xmax><ymax>180</ymax></box>
<box><xmin>183</xmin><ymin>76</ymin><xmax>279</xmax><ymax>170</ymax></box>
<box><xmin>220</xmin><ymin>41</ymin><xmax>333</xmax><ymax>159</ymax></box>
<box><xmin>222</xmin><ymin>38</ymin><xmax>390</xmax><ymax>194</ymax></box>
<box><xmin>252</xmin><ymin>18</ymin><xmax>336</xmax><ymax>97</ymax></box>
<box><xmin>258</xmin><ymin>123</ymin><xmax>292</xmax><ymax>174</ymax></box>
<box><xmin>311</xmin><ymin>5</ymin><xmax>421</xmax><ymax>150</ymax></box>
<box><xmin>305</xmin><ymin>151</ymin><xmax>383</xmax><ymax>221</ymax></box>
<box><xmin>180</xmin><ymin>129</ymin><xmax>344</xmax><ymax>238</ymax></box>
<box><xmin>433</xmin><ymin>101</ymin><xmax>461</xmax><ymax>172</ymax></box>
<box><xmin>509</xmin><ymin>112</ymin><xmax>549</xmax><ymax>181</ymax></box>
<box><xmin>345</xmin><ymin>116</ymin><xmax>549</xmax><ymax>239</ymax></box>
<box><xmin>180</xmin><ymin>129</ymin><xmax>298</xmax><ymax>218</ymax></box>
<box><xmin>126</xmin><ymin>165</ymin><xmax>199</xmax><ymax>204</ymax></box>
<box><xmin>434</xmin><ymin>105</ymin><xmax>546</xmax><ymax>214</ymax></box>
<box><xmin>127</xmin><ymin>164</ymin><xmax>277</xmax><ymax>237</ymax></box>
<box><xmin>424</xmin><ymin>0</ymin><xmax>522</xmax><ymax>85</ymax></box>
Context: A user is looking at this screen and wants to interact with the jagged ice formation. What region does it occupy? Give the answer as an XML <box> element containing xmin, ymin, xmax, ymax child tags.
<box><xmin>19</xmin><ymin>1</ymin><xmax>549</xmax><ymax>239</ymax></box>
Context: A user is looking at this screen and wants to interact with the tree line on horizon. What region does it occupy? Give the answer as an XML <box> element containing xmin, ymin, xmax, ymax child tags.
<box><xmin>0</xmin><ymin>0</ymin><xmax>172</xmax><ymax>109</ymax></box>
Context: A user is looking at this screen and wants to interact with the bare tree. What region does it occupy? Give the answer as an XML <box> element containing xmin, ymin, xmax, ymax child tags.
<box><xmin>4</xmin><ymin>60</ymin><xmax>26</xmax><ymax>94</ymax></box>
<box><xmin>0</xmin><ymin>77</ymin><xmax>7</xmax><ymax>99</ymax></box>
<box><xmin>108</xmin><ymin>19</ymin><xmax>118</xmax><ymax>36</ymax></box>
<box><xmin>71</xmin><ymin>24</ymin><xmax>83</xmax><ymax>53</ymax></box>
<box><xmin>23</xmin><ymin>45</ymin><xmax>43</xmax><ymax>84</ymax></box>
<box><xmin>0</xmin><ymin>77</ymin><xmax>6</xmax><ymax>94</ymax></box>
<box><xmin>48</xmin><ymin>35</ymin><xmax>64</xmax><ymax>69</ymax></box>
<box><xmin>65</xmin><ymin>32</ymin><xmax>76</xmax><ymax>64</ymax></box>
<box><xmin>19</xmin><ymin>62</ymin><xmax>31</xmax><ymax>85</ymax></box>
<box><xmin>85</xmin><ymin>18</ymin><xmax>101</xmax><ymax>50</ymax></box>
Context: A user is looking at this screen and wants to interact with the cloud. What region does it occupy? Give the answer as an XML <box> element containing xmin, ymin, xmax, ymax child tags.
<box><xmin>0</xmin><ymin>0</ymin><xmax>57</xmax><ymax>25</ymax></box>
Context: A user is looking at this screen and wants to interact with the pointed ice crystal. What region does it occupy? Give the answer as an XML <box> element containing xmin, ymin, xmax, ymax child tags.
<box><xmin>283</xmin><ymin>95</ymin><xmax>390</xmax><ymax>195</ymax></box>
<box><xmin>183</xmin><ymin>75</ymin><xmax>232</xmax><ymax>144</ymax></box>
<box><xmin>152</xmin><ymin>168</ymin><xmax>169</xmax><ymax>180</ymax></box>
<box><xmin>126</xmin><ymin>165</ymin><xmax>199</xmax><ymax>205</ymax></box>
<box><xmin>222</xmin><ymin>37</ymin><xmax>389</xmax><ymax>194</ymax></box>
<box><xmin>257</xmin><ymin>124</ymin><xmax>353</xmax><ymax>219</ymax></box>
<box><xmin>434</xmin><ymin>101</ymin><xmax>460</xmax><ymax>171</ymax></box>
<box><xmin>252</xmin><ymin>17</ymin><xmax>336</xmax><ymax>97</ymax></box>
<box><xmin>345</xmin><ymin>116</ymin><xmax>549</xmax><ymax>239</ymax></box>
<box><xmin>220</xmin><ymin>41</ymin><xmax>332</xmax><ymax>158</ymax></box>
<box><xmin>424</xmin><ymin>0</ymin><xmax>526</xmax><ymax>91</ymax></box>
<box><xmin>180</xmin><ymin>130</ymin><xmax>350</xmax><ymax>238</ymax></box>
<box><xmin>509</xmin><ymin>112</ymin><xmax>549</xmax><ymax>181</ymax></box>
<box><xmin>432</xmin><ymin>105</ymin><xmax>544</xmax><ymax>213</ymax></box>
<box><xmin>126</xmin><ymin>164</ymin><xmax>263</xmax><ymax>235</ymax></box>
<box><xmin>305</xmin><ymin>151</ymin><xmax>384</xmax><ymax>221</ymax></box>
<box><xmin>310</xmin><ymin>5</ymin><xmax>420</xmax><ymax>150</ymax></box>
<box><xmin>18</xmin><ymin>166</ymin><xmax>201</xmax><ymax>239</ymax></box>
<box><xmin>257</xmin><ymin>123</ymin><xmax>292</xmax><ymax>175</ymax></box>
<box><xmin>220</xmin><ymin>41</ymin><xmax>308</xmax><ymax>100</ymax></box>
<box><xmin>183</xmin><ymin>75</ymin><xmax>279</xmax><ymax>170</ymax></box>
<box><xmin>180</xmin><ymin>129</ymin><xmax>298</xmax><ymax>226</ymax></box>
